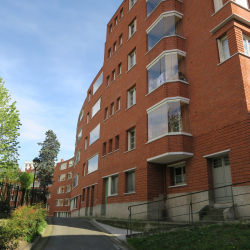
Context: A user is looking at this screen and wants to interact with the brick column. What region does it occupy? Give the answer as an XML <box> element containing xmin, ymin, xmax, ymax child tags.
<box><xmin>227</xmin><ymin>26</ymin><xmax>244</xmax><ymax>56</ymax></box>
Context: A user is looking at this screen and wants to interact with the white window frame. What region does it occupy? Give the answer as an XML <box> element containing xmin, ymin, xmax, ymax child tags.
<box><xmin>88</xmin><ymin>153</ymin><xmax>99</xmax><ymax>174</ymax></box>
<box><xmin>112</xmin><ymin>70</ymin><xmax>116</xmax><ymax>81</ymax></box>
<box><xmin>76</xmin><ymin>149</ymin><xmax>80</xmax><ymax>165</ymax></box>
<box><xmin>68</xmin><ymin>160</ymin><xmax>74</xmax><ymax>168</ymax></box>
<box><xmin>129</xmin><ymin>19</ymin><xmax>137</xmax><ymax>38</ymax></box>
<box><xmin>168</xmin><ymin>162</ymin><xmax>186</xmax><ymax>186</ymax></box>
<box><xmin>235</xmin><ymin>0</ymin><xmax>249</xmax><ymax>9</ymax></box>
<box><xmin>128</xmin><ymin>50</ymin><xmax>136</xmax><ymax>70</ymax></box>
<box><xmin>65</xmin><ymin>198</ymin><xmax>70</xmax><ymax>206</ymax></box>
<box><xmin>117</xmin><ymin>98</ymin><xmax>121</xmax><ymax>111</ymax></box>
<box><xmin>114</xmin><ymin>42</ymin><xmax>117</xmax><ymax>52</ymax></box>
<box><xmin>128</xmin><ymin>129</ymin><xmax>136</xmax><ymax>151</ymax></box>
<box><xmin>79</xmin><ymin>108</ymin><xmax>84</xmax><ymax>121</ymax></box>
<box><xmin>66</xmin><ymin>185</ymin><xmax>71</xmax><ymax>193</ymax></box>
<box><xmin>129</xmin><ymin>0</ymin><xmax>137</xmax><ymax>10</ymax></box>
<box><xmin>67</xmin><ymin>172</ymin><xmax>72</xmax><ymax>179</ymax></box>
<box><xmin>93</xmin><ymin>72</ymin><xmax>103</xmax><ymax>95</ymax></box>
<box><xmin>243</xmin><ymin>34</ymin><xmax>250</xmax><ymax>56</ymax></box>
<box><xmin>115</xmin><ymin>17</ymin><xmax>118</xmax><ymax>26</ymax></box>
<box><xmin>104</xmin><ymin>174</ymin><xmax>119</xmax><ymax>196</ymax></box>
<box><xmin>85</xmin><ymin>137</ymin><xmax>88</xmax><ymax>150</ymax></box>
<box><xmin>58</xmin><ymin>174</ymin><xmax>66</xmax><ymax>182</ymax></box>
<box><xmin>73</xmin><ymin>173</ymin><xmax>79</xmax><ymax>189</ymax></box>
<box><xmin>88</xmin><ymin>92</ymin><xmax>91</xmax><ymax>102</ymax></box>
<box><xmin>126</xmin><ymin>170</ymin><xmax>135</xmax><ymax>193</ymax></box>
<box><xmin>127</xmin><ymin>87</ymin><xmax>136</xmax><ymax>108</ymax></box>
<box><xmin>87</xmin><ymin>113</ymin><xmax>89</xmax><ymax>124</ymax></box>
<box><xmin>118</xmin><ymin>63</ymin><xmax>122</xmax><ymax>75</ymax></box>
<box><xmin>213</xmin><ymin>0</ymin><xmax>223</xmax><ymax>12</ymax></box>
<box><xmin>57</xmin><ymin>187</ymin><xmax>65</xmax><ymax>194</ymax></box>
<box><xmin>91</xmin><ymin>98</ymin><xmax>101</xmax><ymax>119</ymax></box>
<box><xmin>60</xmin><ymin>163</ymin><xmax>67</xmax><ymax>171</ymax></box>
<box><xmin>105</xmin><ymin>108</ymin><xmax>109</xmax><ymax>120</ymax></box>
<box><xmin>56</xmin><ymin>199</ymin><xmax>64</xmax><ymax>207</ymax></box>
<box><xmin>78</xmin><ymin>128</ymin><xmax>82</xmax><ymax>142</ymax></box>
<box><xmin>89</xmin><ymin>124</ymin><xmax>100</xmax><ymax>146</ymax></box>
<box><xmin>119</xmin><ymin>34</ymin><xmax>123</xmax><ymax>45</ymax></box>
<box><xmin>217</xmin><ymin>35</ymin><xmax>230</xmax><ymax>63</ymax></box>
<box><xmin>111</xmin><ymin>103</ymin><xmax>114</xmax><ymax>116</ymax></box>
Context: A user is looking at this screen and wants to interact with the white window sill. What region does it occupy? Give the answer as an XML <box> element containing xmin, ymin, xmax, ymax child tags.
<box><xmin>65</xmin><ymin>205</ymin><xmax>70</xmax><ymax>207</ymax></box>
<box><xmin>119</xmin><ymin>17</ymin><xmax>123</xmax><ymax>22</ymax></box>
<box><xmin>105</xmin><ymin>85</ymin><xmax>109</xmax><ymax>89</ymax></box>
<box><xmin>110</xmin><ymin>114</ymin><xmax>114</xmax><ymax>118</ymax></box>
<box><xmin>124</xmin><ymin>148</ymin><xmax>136</xmax><ymax>154</ymax></box>
<box><xmin>127</xmin><ymin>2</ymin><xmax>137</xmax><ymax>13</ymax></box>
<box><xmin>107</xmin><ymin>152</ymin><xmax>113</xmax><ymax>156</ymax></box>
<box><xmin>102</xmin><ymin>155</ymin><xmax>106</xmax><ymax>158</ymax></box>
<box><xmin>114</xmin><ymin>149</ymin><xmax>119</xmax><ymax>153</ymax></box>
<box><xmin>217</xmin><ymin>52</ymin><xmax>248</xmax><ymax>66</ymax></box>
<box><xmin>126</xmin><ymin>64</ymin><xmax>136</xmax><ymax>74</ymax></box>
<box><xmin>169</xmin><ymin>184</ymin><xmax>187</xmax><ymax>188</ymax></box>
<box><xmin>112</xmin><ymin>51</ymin><xmax>116</xmax><ymax>55</ymax></box>
<box><xmin>123</xmin><ymin>191</ymin><xmax>135</xmax><ymax>195</ymax></box>
<box><xmin>127</xmin><ymin>31</ymin><xmax>137</xmax><ymax>42</ymax></box>
<box><xmin>125</xmin><ymin>103</ymin><xmax>136</xmax><ymax>111</ymax></box>
<box><xmin>107</xmin><ymin>57</ymin><xmax>111</xmax><ymax>62</ymax></box>
<box><xmin>81</xmin><ymin>176</ymin><xmax>85</xmax><ymax>179</ymax></box>
<box><xmin>86</xmin><ymin>169</ymin><xmax>98</xmax><ymax>176</ymax></box>
<box><xmin>115</xmin><ymin>109</ymin><xmax>120</xmax><ymax>114</ymax></box>
<box><xmin>103</xmin><ymin>118</ymin><xmax>108</xmax><ymax>122</ymax></box>
<box><xmin>146</xmin><ymin>132</ymin><xmax>193</xmax><ymax>145</ymax></box>
<box><xmin>118</xmin><ymin>44</ymin><xmax>122</xmax><ymax>49</ymax></box>
<box><xmin>117</xmin><ymin>73</ymin><xmax>122</xmax><ymax>78</ymax></box>
<box><xmin>81</xmin><ymin>201</ymin><xmax>85</xmax><ymax>203</ymax></box>
<box><xmin>107</xmin><ymin>194</ymin><xmax>118</xmax><ymax>197</ymax></box>
<box><xmin>111</xmin><ymin>79</ymin><xmax>115</xmax><ymax>84</ymax></box>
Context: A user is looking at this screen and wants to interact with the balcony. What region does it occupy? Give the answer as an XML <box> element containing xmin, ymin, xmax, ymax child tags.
<box><xmin>148</xmin><ymin>152</ymin><xmax>193</xmax><ymax>164</ymax></box>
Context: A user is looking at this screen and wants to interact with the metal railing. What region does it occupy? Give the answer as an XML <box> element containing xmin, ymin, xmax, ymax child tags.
<box><xmin>127</xmin><ymin>180</ymin><xmax>250</xmax><ymax>235</ymax></box>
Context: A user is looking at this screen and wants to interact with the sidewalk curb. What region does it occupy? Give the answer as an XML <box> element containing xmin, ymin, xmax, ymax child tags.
<box><xmin>87</xmin><ymin>219</ymin><xmax>136</xmax><ymax>250</ymax></box>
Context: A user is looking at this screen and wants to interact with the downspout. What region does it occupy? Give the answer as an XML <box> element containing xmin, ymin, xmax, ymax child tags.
<box><xmin>78</xmin><ymin>195</ymin><xmax>81</xmax><ymax>217</ymax></box>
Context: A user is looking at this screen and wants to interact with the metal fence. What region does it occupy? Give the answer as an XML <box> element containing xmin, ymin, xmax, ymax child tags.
<box><xmin>127</xmin><ymin>180</ymin><xmax>250</xmax><ymax>235</ymax></box>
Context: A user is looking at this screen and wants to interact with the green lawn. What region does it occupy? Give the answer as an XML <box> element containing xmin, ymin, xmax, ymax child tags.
<box><xmin>127</xmin><ymin>223</ymin><xmax>250</xmax><ymax>250</ymax></box>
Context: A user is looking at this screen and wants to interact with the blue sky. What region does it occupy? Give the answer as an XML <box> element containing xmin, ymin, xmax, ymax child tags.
<box><xmin>0</xmin><ymin>0</ymin><xmax>122</xmax><ymax>170</ymax></box>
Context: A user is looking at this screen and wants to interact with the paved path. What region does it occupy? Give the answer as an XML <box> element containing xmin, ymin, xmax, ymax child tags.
<box><xmin>42</xmin><ymin>218</ymin><xmax>122</xmax><ymax>250</ymax></box>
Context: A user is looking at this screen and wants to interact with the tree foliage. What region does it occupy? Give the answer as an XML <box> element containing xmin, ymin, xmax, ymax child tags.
<box><xmin>19</xmin><ymin>172</ymin><xmax>34</xmax><ymax>190</ymax></box>
<box><xmin>0</xmin><ymin>77</ymin><xmax>21</xmax><ymax>182</ymax></box>
<box><xmin>36</xmin><ymin>130</ymin><xmax>60</xmax><ymax>190</ymax></box>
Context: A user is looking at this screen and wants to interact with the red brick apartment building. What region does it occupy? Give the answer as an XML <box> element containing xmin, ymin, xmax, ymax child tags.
<box><xmin>47</xmin><ymin>0</ymin><xmax>250</xmax><ymax>220</ymax></box>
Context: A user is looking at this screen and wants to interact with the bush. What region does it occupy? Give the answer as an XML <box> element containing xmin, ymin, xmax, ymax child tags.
<box><xmin>0</xmin><ymin>204</ymin><xmax>47</xmax><ymax>249</ymax></box>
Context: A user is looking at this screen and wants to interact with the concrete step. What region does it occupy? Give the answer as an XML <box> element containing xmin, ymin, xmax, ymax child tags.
<box><xmin>200</xmin><ymin>208</ymin><xmax>224</xmax><ymax>221</ymax></box>
<box><xmin>200</xmin><ymin>215</ymin><xmax>224</xmax><ymax>221</ymax></box>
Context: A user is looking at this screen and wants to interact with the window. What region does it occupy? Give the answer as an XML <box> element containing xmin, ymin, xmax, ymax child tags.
<box><xmin>129</xmin><ymin>19</ymin><xmax>136</xmax><ymax>38</ymax></box>
<box><xmin>89</xmin><ymin>124</ymin><xmax>100</xmax><ymax>145</ymax></box>
<box><xmin>56</xmin><ymin>199</ymin><xmax>64</xmax><ymax>206</ymax></box>
<box><xmin>108</xmin><ymin>139</ymin><xmax>113</xmax><ymax>153</ymax></box>
<box><xmin>103</xmin><ymin>142</ymin><xmax>107</xmax><ymax>156</ymax></box>
<box><xmin>126</xmin><ymin>171</ymin><xmax>135</xmax><ymax>193</ymax></box>
<box><xmin>78</xmin><ymin>128</ymin><xmax>82</xmax><ymax>142</ymax></box>
<box><xmin>67</xmin><ymin>172</ymin><xmax>72</xmax><ymax>179</ymax></box>
<box><xmin>129</xmin><ymin>0</ymin><xmax>137</xmax><ymax>10</ymax></box>
<box><xmin>57</xmin><ymin>187</ymin><xmax>65</xmax><ymax>194</ymax></box>
<box><xmin>87</xmin><ymin>113</ymin><xmax>89</xmax><ymax>124</ymax></box>
<box><xmin>116</xmin><ymin>97</ymin><xmax>121</xmax><ymax>111</ymax></box>
<box><xmin>127</xmin><ymin>87</ymin><xmax>136</xmax><ymax>108</ymax></box>
<box><xmin>128</xmin><ymin>49</ymin><xmax>136</xmax><ymax>69</ymax></box>
<box><xmin>110</xmin><ymin>103</ymin><xmax>114</xmax><ymax>116</ymax></box>
<box><xmin>128</xmin><ymin>129</ymin><xmax>135</xmax><ymax>151</ymax></box>
<box><xmin>58</xmin><ymin>174</ymin><xmax>66</xmax><ymax>181</ymax></box>
<box><xmin>93</xmin><ymin>72</ymin><xmax>103</xmax><ymax>94</ymax></box>
<box><xmin>147</xmin><ymin>99</ymin><xmax>190</xmax><ymax>141</ymax></box>
<box><xmin>111</xmin><ymin>175</ymin><xmax>118</xmax><ymax>195</ymax></box>
<box><xmin>169</xmin><ymin>163</ymin><xmax>186</xmax><ymax>186</ymax></box>
<box><xmin>76</xmin><ymin>150</ymin><xmax>80</xmax><ymax>165</ymax></box>
<box><xmin>113</xmin><ymin>42</ymin><xmax>117</xmax><ymax>52</ymax></box>
<box><xmin>115</xmin><ymin>135</ymin><xmax>119</xmax><ymax>150</ymax></box>
<box><xmin>120</xmin><ymin>8</ymin><xmax>123</xmax><ymax>19</ymax></box>
<box><xmin>147</xmin><ymin>0</ymin><xmax>162</xmax><ymax>16</ymax></box>
<box><xmin>70</xmin><ymin>197</ymin><xmax>78</xmax><ymax>210</ymax></box>
<box><xmin>115</xmin><ymin>16</ymin><xmax>118</xmax><ymax>26</ymax></box>
<box><xmin>82</xmin><ymin>188</ymin><xmax>86</xmax><ymax>202</ymax></box>
<box><xmin>119</xmin><ymin>34</ymin><xmax>123</xmax><ymax>45</ymax></box>
<box><xmin>66</xmin><ymin>185</ymin><xmax>71</xmax><ymax>193</ymax></box>
<box><xmin>68</xmin><ymin>160</ymin><xmax>74</xmax><ymax>168</ymax></box>
<box><xmin>79</xmin><ymin>108</ymin><xmax>84</xmax><ymax>121</ymax></box>
<box><xmin>88</xmin><ymin>154</ymin><xmax>99</xmax><ymax>174</ymax></box>
<box><xmin>83</xmin><ymin>163</ymin><xmax>86</xmax><ymax>177</ymax></box>
<box><xmin>118</xmin><ymin>63</ymin><xmax>122</xmax><ymax>75</ymax></box>
<box><xmin>105</xmin><ymin>107</ymin><xmax>108</xmax><ymax>120</ymax></box>
<box><xmin>65</xmin><ymin>199</ymin><xmax>70</xmax><ymax>206</ymax></box>
<box><xmin>109</xmin><ymin>23</ymin><xmax>112</xmax><ymax>33</ymax></box>
<box><xmin>73</xmin><ymin>173</ymin><xmax>79</xmax><ymax>188</ymax></box>
<box><xmin>147</xmin><ymin>14</ymin><xmax>182</xmax><ymax>51</ymax></box>
<box><xmin>85</xmin><ymin>137</ymin><xmax>88</xmax><ymax>150</ymax></box>
<box><xmin>60</xmin><ymin>163</ymin><xmax>67</xmax><ymax>170</ymax></box>
<box><xmin>112</xmin><ymin>70</ymin><xmax>116</xmax><ymax>81</ymax></box>
<box><xmin>213</xmin><ymin>0</ymin><xmax>223</xmax><ymax>12</ymax></box>
<box><xmin>243</xmin><ymin>35</ymin><xmax>250</xmax><ymax>56</ymax></box>
<box><xmin>147</xmin><ymin>52</ymin><xmax>187</xmax><ymax>93</ymax></box>
<box><xmin>91</xmin><ymin>98</ymin><xmax>101</xmax><ymax>118</ymax></box>
<box><xmin>46</xmin><ymin>194</ymin><xmax>51</xmax><ymax>199</ymax></box>
<box><xmin>108</xmin><ymin>48</ymin><xmax>111</xmax><ymax>58</ymax></box>
<box><xmin>88</xmin><ymin>91</ymin><xmax>91</xmax><ymax>102</ymax></box>
<box><xmin>235</xmin><ymin>0</ymin><xmax>249</xmax><ymax>8</ymax></box>
<box><xmin>218</xmin><ymin>36</ymin><xmax>230</xmax><ymax>62</ymax></box>
<box><xmin>106</xmin><ymin>75</ymin><xmax>110</xmax><ymax>87</ymax></box>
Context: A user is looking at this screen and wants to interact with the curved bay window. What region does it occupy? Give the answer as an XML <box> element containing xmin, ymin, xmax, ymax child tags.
<box><xmin>147</xmin><ymin>98</ymin><xmax>190</xmax><ymax>141</ymax></box>
<box><xmin>147</xmin><ymin>13</ymin><xmax>183</xmax><ymax>51</ymax></box>
<box><xmin>147</xmin><ymin>51</ymin><xmax>187</xmax><ymax>93</ymax></box>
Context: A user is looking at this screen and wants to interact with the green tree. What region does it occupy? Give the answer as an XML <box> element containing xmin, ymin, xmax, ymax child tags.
<box><xmin>19</xmin><ymin>172</ymin><xmax>34</xmax><ymax>190</ymax></box>
<box><xmin>0</xmin><ymin>77</ymin><xmax>21</xmax><ymax>182</ymax></box>
<box><xmin>36</xmin><ymin>130</ymin><xmax>60</xmax><ymax>202</ymax></box>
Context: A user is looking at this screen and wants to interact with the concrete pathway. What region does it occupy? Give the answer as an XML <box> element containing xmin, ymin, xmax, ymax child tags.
<box><xmin>41</xmin><ymin>218</ymin><xmax>123</xmax><ymax>250</ymax></box>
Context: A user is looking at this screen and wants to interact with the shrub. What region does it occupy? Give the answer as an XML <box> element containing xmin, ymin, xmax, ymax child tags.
<box><xmin>0</xmin><ymin>204</ymin><xmax>47</xmax><ymax>249</ymax></box>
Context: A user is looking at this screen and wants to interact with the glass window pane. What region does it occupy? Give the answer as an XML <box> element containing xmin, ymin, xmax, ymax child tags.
<box><xmin>147</xmin><ymin>0</ymin><xmax>162</xmax><ymax>17</ymax></box>
<box><xmin>89</xmin><ymin>124</ymin><xmax>100</xmax><ymax>145</ymax></box>
<box><xmin>168</xmin><ymin>101</ymin><xmax>181</xmax><ymax>132</ymax></box>
<box><xmin>93</xmin><ymin>72</ymin><xmax>103</xmax><ymax>94</ymax></box>
<box><xmin>88</xmin><ymin>154</ymin><xmax>99</xmax><ymax>174</ymax></box>
<box><xmin>92</xmin><ymin>98</ymin><xmax>101</xmax><ymax>118</ymax></box>
<box><xmin>165</xmin><ymin>53</ymin><xmax>178</xmax><ymax>81</ymax></box>
<box><xmin>148</xmin><ymin>60</ymin><xmax>161</xmax><ymax>93</ymax></box>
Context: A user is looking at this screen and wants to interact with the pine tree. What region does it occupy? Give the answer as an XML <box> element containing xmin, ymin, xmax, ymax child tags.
<box><xmin>36</xmin><ymin>130</ymin><xmax>60</xmax><ymax>201</ymax></box>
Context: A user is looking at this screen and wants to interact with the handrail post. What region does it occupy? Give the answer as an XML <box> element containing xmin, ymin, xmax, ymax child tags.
<box><xmin>190</xmin><ymin>193</ymin><xmax>193</xmax><ymax>226</ymax></box>
<box><xmin>157</xmin><ymin>201</ymin><xmax>159</xmax><ymax>230</ymax></box>
<box><xmin>231</xmin><ymin>185</ymin><xmax>236</xmax><ymax>220</ymax></box>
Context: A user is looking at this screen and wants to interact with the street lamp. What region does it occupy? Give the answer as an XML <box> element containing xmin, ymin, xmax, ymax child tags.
<box><xmin>30</xmin><ymin>157</ymin><xmax>40</xmax><ymax>205</ymax></box>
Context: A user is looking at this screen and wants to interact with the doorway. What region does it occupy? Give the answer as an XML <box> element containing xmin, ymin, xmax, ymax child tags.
<box><xmin>212</xmin><ymin>155</ymin><xmax>232</xmax><ymax>203</ymax></box>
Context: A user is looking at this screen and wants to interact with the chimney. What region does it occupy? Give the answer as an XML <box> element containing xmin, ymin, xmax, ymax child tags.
<box><xmin>61</xmin><ymin>158</ymin><xmax>64</xmax><ymax>162</ymax></box>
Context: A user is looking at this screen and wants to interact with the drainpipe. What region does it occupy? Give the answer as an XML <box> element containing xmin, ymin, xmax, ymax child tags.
<box><xmin>164</xmin><ymin>165</ymin><xmax>167</xmax><ymax>200</ymax></box>
<box><xmin>78</xmin><ymin>195</ymin><xmax>81</xmax><ymax>217</ymax></box>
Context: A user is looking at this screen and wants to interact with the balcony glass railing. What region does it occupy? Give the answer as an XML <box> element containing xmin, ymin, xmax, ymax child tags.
<box><xmin>147</xmin><ymin>14</ymin><xmax>182</xmax><ymax>51</ymax></box>
<box><xmin>147</xmin><ymin>99</ymin><xmax>190</xmax><ymax>141</ymax></box>
<box><xmin>147</xmin><ymin>0</ymin><xmax>162</xmax><ymax>17</ymax></box>
<box><xmin>148</xmin><ymin>52</ymin><xmax>187</xmax><ymax>93</ymax></box>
